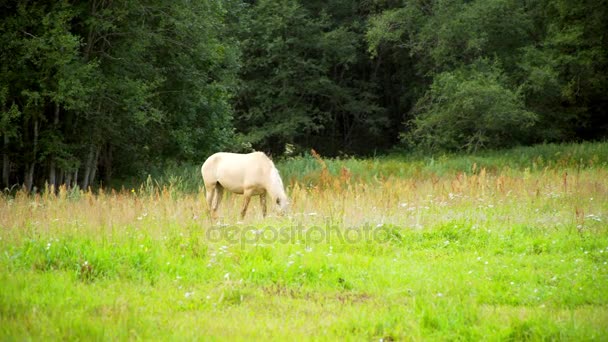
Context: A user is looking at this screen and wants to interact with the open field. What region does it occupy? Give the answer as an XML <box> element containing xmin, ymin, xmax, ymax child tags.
<box><xmin>1</xmin><ymin>143</ymin><xmax>608</xmax><ymax>340</ymax></box>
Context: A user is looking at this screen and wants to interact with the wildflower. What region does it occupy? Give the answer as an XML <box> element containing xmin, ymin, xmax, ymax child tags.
<box><xmin>185</xmin><ymin>291</ymin><xmax>194</xmax><ymax>298</ymax></box>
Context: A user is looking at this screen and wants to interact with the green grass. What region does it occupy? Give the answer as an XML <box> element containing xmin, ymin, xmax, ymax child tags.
<box><xmin>2</xmin><ymin>223</ymin><xmax>607</xmax><ymax>340</ymax></box>
<box><xmin>139</xmin><ymin>141</ymin><xmax>608</xmax><ymax>192</ymax></box>
<box><xmin>1</xmin><ymin>142</ymin><xmax>608</xmax><ymax>340</ymax></box>
<box><xmin>278</xmin><ymin>141</ymin><xmax>608</xmax><ymax>183</ymax></box>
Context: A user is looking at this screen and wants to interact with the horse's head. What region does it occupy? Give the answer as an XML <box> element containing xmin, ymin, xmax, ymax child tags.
<box><xmin>269</xmin><ymin>166</ymin><xmax>289</xmax><ymax>215</ymax></box>
<box><xmin>275</xmin><ymin>195</ymin><xmax>289</xmax><ymax>215</ymax></box>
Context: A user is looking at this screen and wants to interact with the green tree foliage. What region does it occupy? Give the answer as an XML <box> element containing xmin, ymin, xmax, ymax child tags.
<box><xmin>518</xmin><ymin>0</ymin><xmax>608</xmax><ymax>141</ymax></box>
<box><xmin>234</xmin><ymin>0</ymin><xmax>386</xmax><ymax>155</ymax></box>
<box><xmin>367</xmin><ymin>0</ymin><xmax>608</xmax><ymax>152</ymax></box>
<box><xmin>405</xmin><ymin>61</ymin><xmax>537</xmax><ymax>152</ymax></box>
<box><xmin>0</xmin><ymin>0</ymin><xmax>607</xmax><ymax>189</ymax></box>
<box><xmin>0</xmin><ymin>0</ymin><xmax>237</xmax><ymax>190</ymax></box>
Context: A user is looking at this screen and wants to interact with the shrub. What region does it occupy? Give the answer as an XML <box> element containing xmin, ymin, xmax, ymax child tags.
<box><xmin>405</xmin><ymin>60</ymin><xmax>537</xmax><ymax>152</ymax></box>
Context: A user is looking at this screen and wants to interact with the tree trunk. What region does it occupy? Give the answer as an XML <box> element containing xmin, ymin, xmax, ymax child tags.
<box><xmin>103</xmin><ymin>144</ymin><xmax>113</xmax><ymax>186</ymax></box>
<box><xmin>24</xmin><ymin>119</ymin><xmax>39</xmax><ymax>192</ymax></box>
<box><xmin>2</xmin><ymin>134</ymin><xmax>8</xmax><ymax>188</ymax></box>
<box><xmin>64</xmin><ymin>172</ymin><xmax>72</xmax><ymax>190</ymax></box>
<box><xmin>89</xmin><ymin>146</ymin><xmax>101</xmax><ymax>188</ymax></box>
<box><xmin>48</xmin><ymin>103</ymin><xmax>60</xmax><ymax>190</ymax></box>
<box><xmin>73</xmin><ymin>169</ymin><xmax>78</xmax><ymax>189</ymax></box>
<box><xmin>58</xmin><ymin>169</ymin><xmax>64</xmax><ymax>188</ymax></box>
<box><xmin>81</xmin><ymin>144</ymin><xmax>96</xmax><ymax>190</ymax></box>
<box><xmin>48</xmin><ymin>160</ymin><xmax>56</xmax><ymax>191</ymax></box>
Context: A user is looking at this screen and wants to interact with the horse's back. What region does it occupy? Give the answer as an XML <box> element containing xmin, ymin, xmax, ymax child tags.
<box><xmin>206</xmin><ymin>152</ymin><xmax>270</xmax><ymax>168</ymax></box>
<box><xmin>202</xmin><ymin>151</ymin><xmax>273</xmax><ymax>192</ymax></box>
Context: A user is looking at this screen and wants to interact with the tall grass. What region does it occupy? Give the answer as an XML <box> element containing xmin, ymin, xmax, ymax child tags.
<box><xmin>279</xmin><ymin>141</ymin><xmax>608</xmax><ymax>186</ymax></box>
<box><xmin>1</xmin><ymin>142</ymin><xmax>607</xmax><ymax>340</ymax></box>
<box><xmin>139</xmin><ymin>141</ymin><xmax>608</xmax><ymax>193</ymax></box>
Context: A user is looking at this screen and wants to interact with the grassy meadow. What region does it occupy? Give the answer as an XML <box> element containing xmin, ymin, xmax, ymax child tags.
<box><xmin>1</xmin><ymin>142</ymin><xmax>608</xmax><ymax>340</ymax></box>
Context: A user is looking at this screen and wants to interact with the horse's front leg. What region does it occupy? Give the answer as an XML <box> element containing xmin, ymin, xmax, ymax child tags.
<box><xmin>240</xmin><ymin>192</ymin><xmax>252</xmax><ymax>219</ymax></box>
<box><xmin>260</xmin><ymin>192</ymin><xmax>267</xmax><ymax>218</ymax></box>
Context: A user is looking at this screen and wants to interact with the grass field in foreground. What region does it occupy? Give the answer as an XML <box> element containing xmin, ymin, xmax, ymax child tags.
<box><xmin>1</xmin><ymin>144</ymin><xmax>608</xmax><ymax>340</ymax></box>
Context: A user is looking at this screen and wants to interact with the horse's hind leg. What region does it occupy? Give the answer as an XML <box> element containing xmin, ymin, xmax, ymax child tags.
<box><xmin>205</xmin><ymin>182</ymin><xmax>222</xmax><ymax>220</ymax></box>
<box><xmin>213</xmin><ymin>185</ymin><xmax>224</xmax><ymax>215</ymax></box>
<box><xmin>205</xmin><ymin>183</ymin><xmax>216</xmax><ymax>219</ymax></box>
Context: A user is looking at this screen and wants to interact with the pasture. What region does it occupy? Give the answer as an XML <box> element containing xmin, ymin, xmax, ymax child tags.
<box><xmin>1</xmin><ymin>143</ymin><xmax>608</xmax><ymax>340</ymax></box>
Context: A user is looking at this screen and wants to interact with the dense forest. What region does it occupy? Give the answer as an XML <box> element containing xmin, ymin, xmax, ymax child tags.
<box><xmin>1</xmin><ymin>0</ymin><xmax>607</xmax><ymax>191</ymax></box>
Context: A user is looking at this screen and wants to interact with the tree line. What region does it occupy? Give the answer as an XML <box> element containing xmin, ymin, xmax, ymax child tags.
<box><xmin>1</xmin><ymin>0</ymin><xmax>606</xmax><ymax>191</ymax></box>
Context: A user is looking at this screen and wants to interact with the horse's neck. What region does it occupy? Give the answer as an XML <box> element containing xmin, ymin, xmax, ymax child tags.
<box><xmin>267</xmin><ymin>167</ymin><xmax>285</xmax><ymax>198</ymax></box>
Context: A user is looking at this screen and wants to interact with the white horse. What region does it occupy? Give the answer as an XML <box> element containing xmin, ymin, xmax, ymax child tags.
<box><xmin>201</xmin><ymin>151</ymin><xmax>289</xmax><ymax>219</ymax></box>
